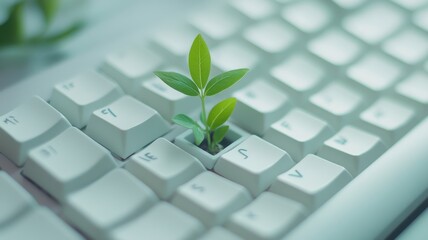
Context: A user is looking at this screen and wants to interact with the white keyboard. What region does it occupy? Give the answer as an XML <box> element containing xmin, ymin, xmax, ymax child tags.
<box><xmin>1</xmin><ymin>0</ymin><xmax>428</xmax><ymax>239</ymax></box>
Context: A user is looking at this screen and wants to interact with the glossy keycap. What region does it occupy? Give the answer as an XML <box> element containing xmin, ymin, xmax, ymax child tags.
<box><xmin>383</xmin><ymin>28</ymin><xmax>428</xmax><ymax>64</ymax></box>
<box><xmin>282</xmin><ymin>0</ymin><xmax>331</xmax><ymax>33</ymax></box>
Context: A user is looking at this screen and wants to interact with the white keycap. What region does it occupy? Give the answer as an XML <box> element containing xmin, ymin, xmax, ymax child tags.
<box><xmin>317</xmin><ymin>126</ymin><xmax>386</xmax><ymax>177</ymax></box>
<box><xmin>211</xmin><ymin>40</ymin><xmax>259</xmax><ymax>72</ymax></box>
<box><xmin>226</xmin><ymin>192</ymin><xmax>307</xmax><ymax>240</ymax></box>
<box><xmin>396</xmin><ymin>72</ymin><xmax>428</xmax><ymax>106</ymax></box>
<box><xmin>172</xmin><ymin>172</ymin><xmax>252</xmax><ymax>227</ymax></box>
<box><xmin>264</xmin><ymin>109</ymin><xmax>333</xmax><ymax>162</ymax></box>
<box><xmin>270</xmin><ymin>54</ymin><xmax>325</xmax><ymax>98</ymax></box>
<box><xmin>230</xmin><ymin>0</ymin><xmax>275</xmax><ymax>20</ymax></box>
<box><xmin>0</xmin><ymin>171</ymin><xmax>36</xmax><ymax>226</ymax></box>
<box><xmin>0</xmin><ymin>207</ymin><xmax>83</xmax><ymax>240</ymax></box>
<box><xmin>189</xmin><ymin>7</ymin><xmax>243</xmax><ymax>40</ymax></box>
<box><xmin>215</xmin><ymin>135</ymin><xmax>295</xmax><ymax>196</ymax></box>
<box><xmin>200</xmin><ymin>227</ymin><xmax>243</xmax><ymax>240</ymax></box>
<box><xmin>358</xmin><ymin>98</ymin><xmax>416</xmax><ymax>146</ymax></box>
<box><xmin>392</xmin><ymin>0</ymin><xmax>428</xmax><ymax>10</ymax></box>
<box><xmin>243</xmin><ymin>19</ymin><xmax>296</xmax><ymax>54</ymax></box>
<box><xmin>333</xmin><ymin>0</ymin><xmax>367</xmax><ymax>9</ymax></box>
<box><xmin>135</xmin><ymin>77</ymin><xmax>198</xmax><ymax>121</ymax></box>
<box><xmin>282</xmin><ymin>0</ymin><xmax>331</xmax><ymax>33</ymax></box>
<box><xmin>100</xmin><ymin>45</ymin><xmax>162</xmax><ymax>94</ymax></box>
<box><xmin>270</xmin><ymin>154</ymin><xmax>352</xmax><ymax>211</ymax></box>
<box><xmin>50</xmin><ymin>71</ymin><xmax>123</xmax><ymax>128</ymax></box>
<box><xmin>110</xmin><ymin>202</ymin><xmax>204</xmax><ymax>240</ymax></box>
<box><xmin>64</xmin><ymin>169</ymin><xmax>157</xmax><ymax>240</ymax></box>
<box><xmin>232</xmin><ymin>80</ymin><xmax>291</xmax><ymax>135</ymax></box>
<box><xmin>383</xmin><ymin>28</ymin><xmax>428</xmax><ymax>64</ymax></box>
<box><xmin>347</xmin><ymin>53</ymin><xmax>403</xmax><ymax>93</ymax></box>
<box><xmin>152</xmin><ymin>25</ymin><xmax>198</xmax><ymax>57</ymax></box>
<box><xmin>309</xmin><ymin>29</ymin><xmax>362</xmax><ymax>66</ymax></box>
<box><xmin>85</xmin><ymin>96</ymin><xmax>170</xmax><ymax>159</ymax></box>
<box><xmin>0</xmin><ymin>96</ymin><xmax>70</xmax><ymax>166</ymax></box>
<box><xmin>307</xmin><ymin>82</ymin><xmax>363</xmax><ymax>128</ymax></box>
<box><xmin>23</xmin><ymin>128</ymin><xmax>117</xmax><ymax>202</ymax></box>
<box><xmin>125</xmin><ymin>138</ymin><xmax>205</xmax><ymax>200</ymax></box>
<box><xmin>413</xmin><ymin>7</ymin><xmax>428</xmax><ymax>32</ymax></box>
<box><xmin>343</xmin><ymin>2</ymin><xmax>404</xmax><ymax>44</ymax></box>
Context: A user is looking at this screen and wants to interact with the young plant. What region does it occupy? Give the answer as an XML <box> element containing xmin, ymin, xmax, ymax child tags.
<box><xmin>154</xmin><ymin>34</ymin><xmax>249</xmax><ymax>154</ymax></box>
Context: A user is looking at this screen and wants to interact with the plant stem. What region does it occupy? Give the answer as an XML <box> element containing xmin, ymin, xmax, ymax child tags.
<box><xmin>200</xmin><ymin>95</ymin><xmax>213</xmax><ymax>153</ymax></box>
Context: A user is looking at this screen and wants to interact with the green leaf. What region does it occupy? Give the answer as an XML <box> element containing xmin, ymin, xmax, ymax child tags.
<box><xmin>154</xmin><ymin>71</ymin><xmax>199</xmax><ymax>96</ymax></box>
<box><xmin>36</xmin><ymin>0</ymin><xmax>59</xmax><ymax>25</ymax></box>
<box><xmin>205</xmin><ymin>68</ymin><xmax>249</xmax><ymax>96</ymax></box>
<box><xmin>192</xmin><ymin>126</ymin><xmax>205</xmax><ymax>145</ymax></box>
<box><xmin>207</xmin><ymin>98</ymin><xmax>237</xmax><ymax>130</ymax></box>
<box><xmin>0</xmin><ymin>2</ymin><xmax>25</xmax><ymax>46</ymax></box>
<box><xmin>213</xmin><ymin>125</ymin><xmax>229</xmax><ymax>145</ymax></box>
<box><xmin>172</xmin><ymin>114</ymin><xmax>199</xmax><ymax>129</ymax></box>
<box><xmin>188</xmin><ymin>34</ymin><xmax>210</xmax><ymax>89</ymax></box>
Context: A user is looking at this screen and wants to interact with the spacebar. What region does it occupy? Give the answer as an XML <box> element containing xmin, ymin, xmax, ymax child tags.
<box><xmin>284</xmin><ymin>117</ymin><xmax>428</xmax><ymax>240</ymax></box>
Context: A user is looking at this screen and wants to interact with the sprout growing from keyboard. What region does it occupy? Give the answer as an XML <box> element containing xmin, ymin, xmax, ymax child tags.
<box><xmin>154</xmin><ymin>34</ymin><xmax>249</xmax><ymax>154</ymax></box>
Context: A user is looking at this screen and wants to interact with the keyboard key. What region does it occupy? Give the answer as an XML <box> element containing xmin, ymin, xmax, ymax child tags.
<box><xmin>343</xmin><ymin>2</ymin><xmax>404</xmax><ymax>44</ymax></box>
<box><xmin>0</xmin><ymin>171</ymin><xmax>36</xmax><ymax>226</ymax></box>
<box><xmin>22</xmin><ymin>128</ymin><xmax>117</xmax><ymax>202</ymax></box>
<box><xmin>64</xmin><ymin>169</ymin><xmax>157</xmax><ymax>240</ymax></box>
<box><xmin>152</xmin><ymin>25</ymin><xmax>198</xmax><ymax>57</ymax></box>
<box><xmin>347</xmin><ymin>53</ymin><xmax>403</xmax><ymax>93</ymax></box>
<box><xmin>232</xmin><ymin>80</ymin><xmax>291</xmax><ymax>135</ymax></box>
<box><xmin>413</xmin><ymin>7</ymin><xmax>428</xmax><ymax>32</ymax></box>
<box><xmin>307</xmin><ymin>82</ymin><xmax>363</xmax><ymax>128</ymax></box>
<box><xmin>358</xmin><ymin>98</ymin><xmax>416</xmax><ymax>146</ymax></box>
<box><xmin>172</xmin><ymin>172</ymin><xmax>252</xmax><ymax>227</ymax></box>
<box><xmin>226</xmin><ymin>192</ymin><xmax>307</xmax><ymax>240</ymax></box>
<box><xmin>395</xmin><ymin>72</ymin><xmax>428</xmax><ymax>106</ymax></box>
<box><xmin>215</xmin><ymin>135</ymin><xmax>295</xmax><ymax>196</ymax></box>
<box><xmin>189</xmin><ymin>7</ymin><xmax>243</xmax><ymax>40</ymax></box>
<box><xmin>135</xmin><ymin>77</ymin><xmax>198</xmax><ymax>121</ymax></box>
<box><xmin>270</xmin><ymin>54</ymin><xmax>325</xmax><ymax>98</ymax></box>
<box><xmin>200</xmin><ymin>227</ymin><xmax>243</xmax><ymax>240</ymax></box>
<box><xmin>50</xmin><ymin>71</ymin><xmax>123</xmax><ymax>128</ymax></box>
<box><xmin>317</xmin><ymin>126</ymin><xmax>386</xmax><ymax>177</ymax></box>
<box><xmin>211</xmin><ymin>40</ymin><xmax>259</xmax><ymax>72</ymax></box>
<box><xmin>0</xmin><ymin>207</ymin><xmax>83</xmax><ymax>240</ymax></box>
<box><xmin>111</xmin><ymin>202</ymin><xmax>204</xmax><ymax>240</ymax></box>
<box><xmin>0</xmin><ymin>96</ymin><xmax>71</xmax><ymax>166</ymax></box>
<box><xmin>270</xmin><ymin>154</ymin><xmax>352</xmax><ymax>211</ymax></box>
<box><xmin>243</xmin><ymin>19</ymin><xmax>296</xmax><ymax>53</ymax></box>
<box><xmin>332</xmin><ymin>0</ymin><xmax>367</xmax><ymax>9</ymax></box>
<box><xmin>282</xmin><ymin>0</ymin><xmax>331</xmax><ymax>33</ymax></box>
<box><xmin>125</xmin><ymin>138</ymin><xmax>205</xmax><ymax>200</ymax></box>
<box><xmin>392</xmin><ymin>0</ymin><xmax>428</xmax><ymax>10</ymax></box>
<box><xmin>229</xmin><ymin>0</ymin><xmax>275</xmax><ymax>20</ymax></box>
<box><xmin>85</xmin><ymin>96</ymin><xmax>170</xmax><ymax>159</ymax></box>
<box><xmin>100</xmin><ymin>45</ymin><xmax>162</xmax><ymax>95</ymax></box>
<box><xmin>383</xmin><ymin>28</ymin><xmax>428</xmax><ymax>64</ymax></box>
<box><xmin>309</xmin><ymin>29</ymin><xmax>362</xmax><ymax>66</ymax></box>
<box><xmin>264</xmin><ymin>109</ymin><xmax>333</xmax><ymax>162</ymax></box>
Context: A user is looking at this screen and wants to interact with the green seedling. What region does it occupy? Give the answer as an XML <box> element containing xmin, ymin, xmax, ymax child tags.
<box><xmin>154</xmin><ymin>34</ymin><xmax>249</xmax><ymax>154</ymax></box>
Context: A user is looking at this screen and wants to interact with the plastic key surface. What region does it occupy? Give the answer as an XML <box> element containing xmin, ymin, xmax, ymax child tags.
<box><xmin>0</xmin><ymin>171</ymin><xmax>37</xmax><ymax>226</ymax></box>
<box><xmin>383</xmin><ymin>28</ymin><xmax>428</xmax><ymax>65</ymax></box>
<box><xmin>110</xmin><ymin>202</ymin><xmax>204</xmax><ymax>240</ymax></box>
<box><xmin>85</xmin><ymin>96</ymin><xmax>170</xmax><ymax>159</ymax></box>
<box><xmin>64</xmin><ymin>169</ymin><xmax>157</xmax><ymax>240</ymax></box>
<box><xmin>125</xmin><ymin>138</ymin><xmax>205</xmax><ymax>200</ymax></box>
<box><xmin>226</xmin><ymin>192</ymin><xmax>307</xmax><ymax>240</ymax></box>
<box><xmin>0</xmin><ymin>207</ymin><xmax>83</xmax><ymax>240</ymax></box>
<box><xmin>215</xmin><ymin>135</ymin><xmax>295</xmax><ymax>197</ymax></box>
<box><xmin>199</xmin><ymin>227</ymin><xmax>244</xmax><ymax>240</ymax></box>
<box><xmin>0</xmin><ymin>96</ymin><xmax>71</xmax><ymax>166</ymax></box>
<box><xmin>282</xmin><ymin>0</ymin><xmax>331</xmax><ymax>33</ymax></box>
<box><xmin>270</xmin><ymin>154</ymin><xmax>352</xmax><ymax>211</ymax></box>
<box><xmin>172</xmin><ymin>172</ymin><xmax>252</xmax><ymax>227</ymax></box>
<box><xmin>23</xmin><ymin>127</ymin><xmax>117</xmax><ymax>202</ymax></box>
<box><xmin>50</xmin><ymin>71</ymin><xmax>123</xmax><ymax>128</ymax></box>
